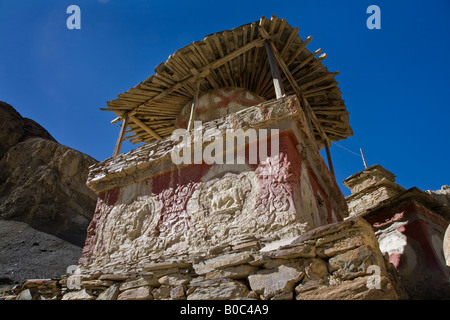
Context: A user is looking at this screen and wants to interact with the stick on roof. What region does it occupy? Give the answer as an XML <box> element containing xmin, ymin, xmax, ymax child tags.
<box><xmin>103</xmin><ymin>16</ymin><xmax>353</xmax><ymax>146</ymax></box>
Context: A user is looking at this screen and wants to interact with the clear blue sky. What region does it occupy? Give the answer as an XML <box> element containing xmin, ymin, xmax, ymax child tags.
<box><xmin>1</xmin><ymin>0</ymin><xmax>449</xmax><ymax>196</ymax></box>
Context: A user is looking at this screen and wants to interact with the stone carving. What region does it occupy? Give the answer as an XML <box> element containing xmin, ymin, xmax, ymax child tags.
<box><xmin>255</xmin><ymin>153</ymin><xmax>295</xmax><ymax>220</ymax></box>
<box><xmin>201</xmin><ymin>173</ymin><xmax>252</xmax><ymax>215</ymax></box>
<box><xmin>156</xmin><ymin>182</ymin><xmax>201</xmax><ymax>235</ymax></box>
<box><xmin>87</xmin><ymin>195</ymin><xmax>161</xmax><ymax>267</ymax></box>
<box><xmin>187</xmin><ymin>171</ymin><xmax>255</xmax><ymax>247</ymax></box>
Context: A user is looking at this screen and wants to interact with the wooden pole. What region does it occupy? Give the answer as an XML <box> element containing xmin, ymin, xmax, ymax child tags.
<box><xmin>360</xmin><ymin>148</ymin><xmax>368</xmax><ymax>168</ymax></box>
<box><xmin>325</xmin><ymin>142</ymin><xmax>335</xmax><ymax>178</ymax></box>
<box><xmin>264</xmin><ymin>40</ymin><xmax>285</xmax><ymax>99</ymax></box>
<box><xmin>113</xmin><ymin>114</ymin><xmax>129</xmax><ymax>157</ymax></box>
<box><xmin>259</xmin><ymin>25</ymin><xmax>336</xmax><ymax>178</ymax></box>
<box><xmin>129</xmin><ymin>114</ymin><xmax>163</xmax><ymax>141</ymax></box>
<box><xmin>188</xmin><ymin>81</ymin><xmax>200</xmax><ymax>131</ymax></box>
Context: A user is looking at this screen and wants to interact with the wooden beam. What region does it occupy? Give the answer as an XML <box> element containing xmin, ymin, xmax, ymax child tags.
<box><xmin>111</xmin><ymin>110</ymin><xmax>136</xmax><ymax>124</ymax></box>
<box><xmin>360</xmin><ymin>148</ymin><xmax>368</xmax><ymax>169</ymax></box>
<box><xmin>188</xmin><ymin>81</ymin><xmax>200</xmax><ymax>131</ymax></box>
<box><xmin>264</xmin><ymin>40</ymin><xmax>285</xmax><ymax>99</ymax></box>
<box><xmin>112</xmin><ymin>114</ymin><xmax>129</xmax><ymax>157</ymax></box>
<box><xmin>325</xmin><ymin>142</ymin><xmax>335</xmax><ymax>178</ymax></box>
<box><xmin>258</xmin><ymin>25</ymin><xmax>285</xmax><ymax>98</ymax></box>
<box><xmin>263</xmin><ymin>36</ymin><xmax>328</xmax><ymax>140</ymax></box>
<box><xmin>260</xmin><ymin>28</ymin><xmax>336</xmax><ymax>177</ymax></box>
<box><xmin>129</xmin><ymin>115</ymin><xmax>163</xmax><ymax>140</ymax></box>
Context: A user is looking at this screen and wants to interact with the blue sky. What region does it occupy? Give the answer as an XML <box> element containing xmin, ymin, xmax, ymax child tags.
<box><xmin>1</xmin><ymin>0</ymin><xmax>449</xmax><ymax>196</ymax></box>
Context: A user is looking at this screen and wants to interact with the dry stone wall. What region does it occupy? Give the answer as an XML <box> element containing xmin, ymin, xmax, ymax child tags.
<box><xmin>0</xmin><ymin>217</ymin><xmax>403</xmax><ymax>300</ymax></box>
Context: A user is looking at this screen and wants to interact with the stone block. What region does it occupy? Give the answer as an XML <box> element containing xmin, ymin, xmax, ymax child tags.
<box><xmin>81</xmin><ymin>279</ymin><xmax>114</xmax><ymax>289</ymax></box>
<box><xmin>193</xmin><ymin>252</ymin><xmax>252</xmax><ymax>275</ymax></box>
<box><xmin>62</xmin><ymin>289</ymin><xmax>95</xmax><ymax>300</ymax></box>
<box><xmin>117</xmin><ymin>286</ymin><xmax>153</xmax><ymax>300</ymax></box>
<box><xmin>316</xmin><ymin>233</ymin><xmax>365</xmax><ymax>258</ymax></box>
<box><xmin>16</xmin><ymin>288</ymin><xmax>38</xmax><ymax>300</ymax></box>
<box><xmin>170</xmin><ymin>284</ymin><xmax>185</xmax><ymax>300</ymax></box>
<box><xmin>328</xmin><ymin>246</ymin><xmax>376</xmax><ymax>280</ymax></box>
<box><xmin>96</xmin><ymin>283</ymin><xmax>120</xmax><ymax>300</ymax></box>
<box><xmin>152</xmin><ymin>285</ymin><xmax>171</xmax><ymax>300</ymax></box>
<box><xmin>158</xmin><ymin>273</ymin><xmax>191</xmax><ymax>286</ymax></box>
<box><xmin>271</xmin><ymin>291</ymin><xmax>293</xmax><ymax>300</ymax></box>
<box><xmin>265</xmin><ymin>243</ymin><xmax>316</xmax><ymax>259</ymax></box>
<box><xmin>248</xmin><ymin>263</ymin><xmax>305</xmax><ymax>298</ymax></box>
<box><xmin>187</xmin><ymin>279</ymin><xmax>249</xmax><ymax>300</ymax></box>
<box><xmin>303</xmin><ymin>258</ymin><xmax>329</xmax><ymax>280</ymax></box>
<box><xmin>143</xmin><ymin>260</ymin><xmax>191</xmax><ymax>271</ymax></box>
<box><xmin>119</xmin><ymin>276</ymin><xmax>159</xmax><ymax>291</ymax></box>
<box><xmin>295</xmin><ymin>279</ymin><xmax>323</xmax><ymax>294</ymax></box>
<box><xmin>296</xmin><ymin>276</ymin><xmax>399</xmax><ymax>300</ymax></box>
<box><xmin>98</xmin><ymin>274</ymin><xmax>129</xmax><ymax>281</ymax></box>
<box><xmin>23</xmin><ymin>279</ymin><xmax>57</xmax><ymax>289</ymax></box>
<box><xmin>205</xmin><ymin>264</ymin><xmax>258</xmax><ymax>280</ymax></box>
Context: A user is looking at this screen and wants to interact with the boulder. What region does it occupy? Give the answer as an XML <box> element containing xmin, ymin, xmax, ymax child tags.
<box><xmin>187</xmin><ymin>279</ymin><xmax>249</xmax><ymax>300</ymax></box>
<box><xmin>248</xmin><ymin>263</ymin><xmax>304</xmax><ymax>298</ymax></box>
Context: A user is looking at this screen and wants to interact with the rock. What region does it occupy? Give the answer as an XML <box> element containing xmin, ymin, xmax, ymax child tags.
<box><xmin>143</xmin><ymin>260</ymin><xmax>191</xmax><ymax>271</ymax></box>
<box><xmin>246</xmin><ymin>291</ymin><xmax>259</xmax><ymax>299</ymax></box>
<box><xmin>303</xmin><ymin>258</ymin><xmax>329</xmax><ymax>280</ymax></box>
<box><xmin>96</xmin><ymin>284</ymin><xmax>120</xmax><ymax>300</ymax></box>
<box><xmin>0</xmin><ymin>284</ymin><xmax>16</xmax><ymax>296</ymax></box>
<box><xmin>193</xmin><ymin>252</ymin><xmax>252</xmax><ymax>275</ymax></box>
<box><xmin>295</xmin><ymin>279</ymin><xmax>323</xmax><ymax>294</ymax></box>
<box><xmin>271</xmin><ymin>291</ymin><xmax>293</xmax><ymax>300</ymax></box>
<box><xmin>205</xmin><ymin>264</ymin><xmax>258</xmax><ymax>280</ymax></box>
<box><xmin>23</xmin><ymin>279</ymin><xmax>58</xmax><ymax>289</ymax></box>
<box><xmin>316</xmin><ymin>232</ymin><xmax>365</xmax><ymax>258</ymax></box>
<box><xmin>170</xmin><ymin>284</ymin><xmax>185</xmax><ymax>300</ymax></box>
<box><xmin>62</xmin><ymin>289</ymin><xmax>95</xmax><ymax>300</ymax></box>
<box><xmin>291</xmin><ymin>220</ymin><xmax>355</xmax><ymax>244</ymax></box>
<box><xmin>328</xmin><ymin>246</ymin><xmax>376</xmax><ymax>280</ymax></box>
<box><xmin>265</xmin><ymin>243</ymin><xmax>316</xmax><ymax>259</ymax></box>
<box><xmin>80</xmin><ymin>280</ymin><xmax>114</xmax><ymax>290</ymax></box>
<box><xmin>152</xmin><ymin>285</ymin><xmax>171</xmax><ymax>299</ymax></box>
<box><xmin>259</xmin><ymin>236</ymin><xmax>300</xmax><ymax>252</ymax></box>
<box><xmin>98</xmin><ymin>274</ymin><xmax>129</xmax><ymax>281</ymax></box>
<box><xmin>119</xmin><ymin>277</ymin><xmax>159</xmax><ymax>291</ymax></box>
<box><xmin>117</xmin><ymin>286</ymin><xmax>153</xmax><ymax>300</ymax></box>
<box><xmin>187</xmin><ymin>279</ymin><xmax>249</xmax><ymax>300</ymax></box>
<box><xmin>158</xmin><ymin>273</ymin><xmax>191</xmax><ymax>286</ymax></box>
<box><xmin>296</xmin><ymin>275</ymin><xmax>399</xmax><ymax>300</ymax></box>
<box><xmin>231</xmin><ymin>240</ymin><xmax>259</xmax><ymax>251</ymax></box>
<box><xmin>16</xmin><ymin>288</ymin><xmax>38</xmax><ymax>300</ymax></box>
<box><xmin>248</xmin><ymin>263</ymin><xmax>305</xmax><ymax>298</ymax></box>
<box><xmin>0</xmin><ymin>137</ymin><xmax>98</xmax><ymax>246</ymax></box>
<box><xmin>0</xmin><ymin>101</ymin><xmax>55</xmax><ymax>159</ymax></box>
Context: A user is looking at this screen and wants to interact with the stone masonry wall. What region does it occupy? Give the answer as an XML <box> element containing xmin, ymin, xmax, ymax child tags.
<box><xmin>0</xmin><ymin>217</ymin><xmax>403</xmax><ymax>300</ymax></box>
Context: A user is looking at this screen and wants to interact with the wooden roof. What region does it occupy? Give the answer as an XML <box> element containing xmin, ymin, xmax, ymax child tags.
<box><xmin>103</xmin><ymin>16</ymin><xmax>353</xmax><ymax>146</ymax></box>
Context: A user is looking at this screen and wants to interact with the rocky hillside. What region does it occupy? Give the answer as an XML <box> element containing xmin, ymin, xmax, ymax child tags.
<box><xmin>0</xmin><ymin>101</ymin><xmax>98</xmax><ymax>283</ymax></box>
